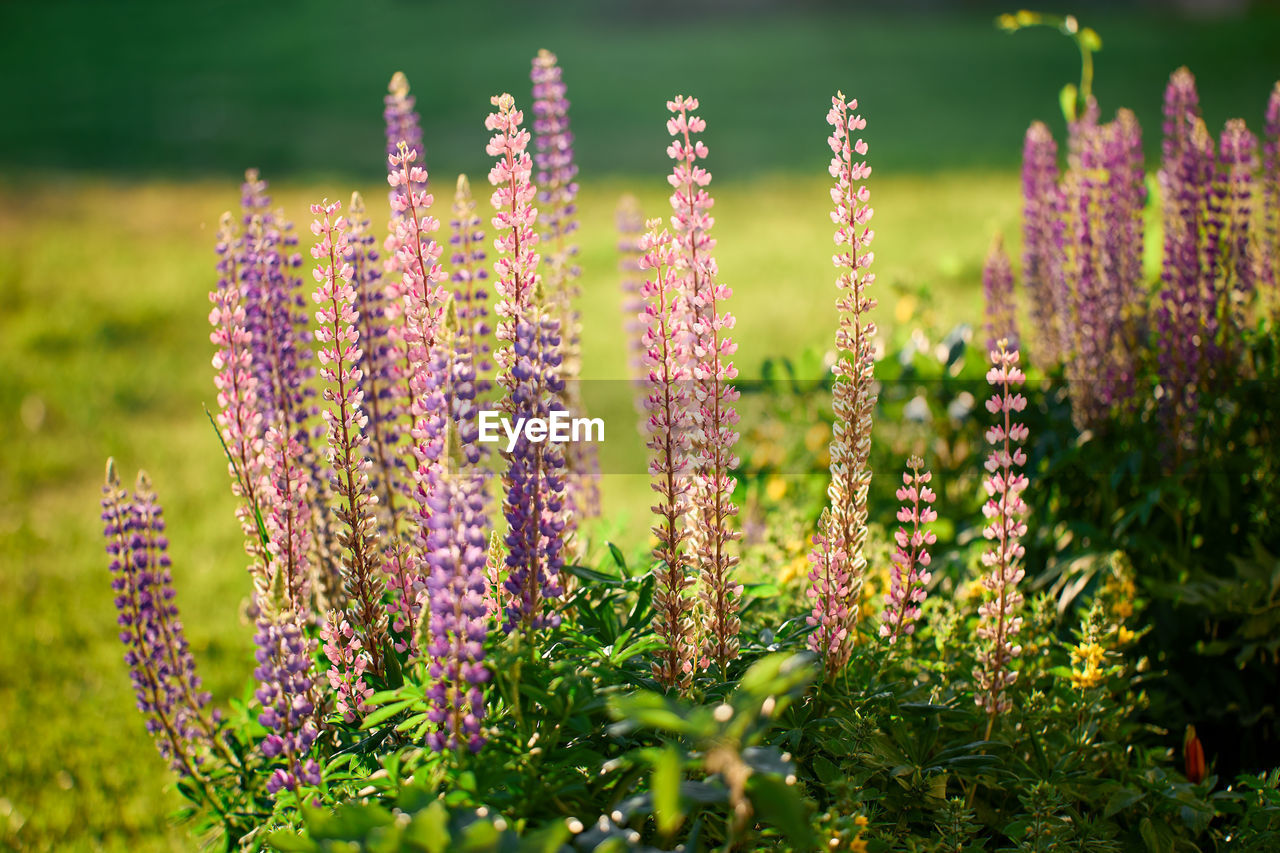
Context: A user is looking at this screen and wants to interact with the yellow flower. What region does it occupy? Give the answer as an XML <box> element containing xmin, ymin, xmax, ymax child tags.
<box><xmin>1112</xmin><ymin>599</ymin><xmax>1133</xmax><ymax>619</ymax></box>
<box><xmin>805</xmin><ymin>422</ymin><xmax>831</xmax><ymax>453</ymax></box>
<box><xmin>1069</xmin><ymin>641</ymin><xmax>1106</xmax><ymax>690</ymax></box>
<box><xmin>1115</xmin><ymin>625</ymin><xmax>1136</xmax><ymax>645</ymax></box>
<box><xmin>779</xmin><ymin>554</ymin><xmax>808</xmax><ymax>586</ymax></box>
<box><xmin>765</xmin><ymin>476</ymin><xmax>787</xmax><ymax>502</ymax></box>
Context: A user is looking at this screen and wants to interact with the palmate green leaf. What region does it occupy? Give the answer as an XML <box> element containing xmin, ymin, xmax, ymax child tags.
<box><xmin>402</xmin><ymin>801</ymin><xmax>448</xmax><ymax>853</ymax></box>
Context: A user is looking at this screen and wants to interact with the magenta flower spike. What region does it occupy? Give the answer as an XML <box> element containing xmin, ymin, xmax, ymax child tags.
<box><xmin>811</xmin><ymin>91</ymin><xmax>876</xmax><ymax>670</ymax></box>
<box><xmin>880</xmin><ymin>456</ymin><xmax>937</xmax><ymax>645</ymax></box>
<box><xmin>974</xmin><ymin>341</ymin><xmax>1030</xmax><ymax>732</ymax></box>
<box><xmin>1208</xmin><ymin>118</ymin><xmax>1259</xmax><ymax>368</ymax></box>
<box><xmin>666</xmin><ymin>94</ymin><xmax>742</xmax><ymax>674</ymax></box>
<box><xmin>1021</xmin><ymin>122</ymin><xmax>1065</xmax><ymax>366</ymax></box>
<box><xmin>102</xmin><ymin>463</ymin><xmax>212</xmax><ymax>777</ymax></box>
<box><xmin>1262</xmin><ymin>83</ymin><xmax>1280</xmax><ymax>317</ymax></box>
<box><xmin>982</xmin><ymin>234</ymin><xmax>1018</xmax><ymax>354</ymax></box>
<box><xmin>311</xmin><ymin>199</ymin><xmax>389</xmax><ymax>676</ymax></box>
<box><xmin>639</xmin><ymin>218</ymin><xmax>696</xmax><ymax>691</ymax></box>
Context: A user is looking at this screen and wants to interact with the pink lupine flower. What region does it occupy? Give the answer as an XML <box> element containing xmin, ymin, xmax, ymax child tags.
<box><xmin>974</xmin><ymin>341</ymin><xmax>1030</xmax><ymax>732</ymax></box>
<box><xmin>666</xmin><ymin>94</ymin><xmax>741</xmax><ymax>674</ymax></box>
<box><xmin>262</xmin><ymin>425</ymin><xmax>313</xmax><ymax>612</ymax></box>
<box><xmin>812</xmin><ymin>91</ymin><xmax>876</xmax><ymax>671</ymax></box>
<box><xmin>880</xmin><ymin>456</ymin><xmax>936</xmax><ymax>645</ymax></box>
<box><xmin>321</xmin><ymin>610</ymin><xmax>373</xmax><ymax>724</ymax></box>
<box><xmin>485</xmin><ymin>93</ymin><xmax>570</xmax><ymax>632</ymax></box>
<box><xmin>805</xmin><ymin>508</ymin><xmax>852</xmax><ymax>670</ymax></box>
<box><xmin>311</xmin><ymin>199</ymin><xmax>389</xmax><ymax>675</ymax></box>
<box><xmin>486</xmin><ymin>92</ymin><xmax>541</xmax><ymax>357</ymax></box>
<box><xmin>982</xmin><ymin>235</ymin><xmax>1018</xmax><ymax>354</ymax></box>
<box><xmin>640</xmin><ymin>218</ymin><xmax>696</xmax><ymax>691</ymax></box>
<box><xmin>211</xmin><ymin>211</ymin><xmax>269</xmax><ymax>571</ymax></box>
<box><xmin>386</xmin><ymin>142</ymin><xmax>450</xmax><ymax>655</ymax></box>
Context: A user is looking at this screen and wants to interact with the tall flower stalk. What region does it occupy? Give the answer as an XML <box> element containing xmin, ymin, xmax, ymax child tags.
<box><xmin>211</xmin><ymin>212</ymin><xmax>269</xmax><ymax>572</ymax></box>
<box><xmin>805</xmin><ymin>508</ymin><xmax>852</xmax><ymax>670</ymax></box>
<box><xmin>311</xmin><ymin>200</ymin><xmax>389</xmax><ymax>675</ymax></box>
<box><xmin>487</xmin><ymin>93</ymin><xmax>569</xmax><ymax>632</ymax></box>
<box><xmin>812</xmin><ymin>91</ymin><xmax>876</xmax><ymax>670</ymax></box>
<box><xmin>102</xmin><ymin>463</ymin><xmax>212</xmax><ymax>777</ymax></box>
<box><xmin>531</xmin><ymin>49</ymin><xmax>598</xmax><ymax>523</ymax></box>
<box><xmin>974</xmin><ymin>341</ymin><xmax>1030</xmax><ymax>736</ymax></box>
<box><xmin>667</xmin><ymin>95</ymin><xmax>741</xmax><ymax>674</ymax></box>
<box><xmin>982</xmin><ymin>234</ymin><xmax>1018</xmax><ymax>354</ymax></box>
<box><xmin>617</xmin><ymin>193</ymin><xmax>649</xmax><ymax>402</ymax></box>
<box><xmin>1021</xmin><ymin>122</ymin><xmax>1065</xmax><ymax>366</ymax></box>
<box><xmin>1262</xmin><ymin>83</ymin><xmax>1280</xmax><ymax>320</ymax></box>
<box><xmin>880</xmin><ymin>456</ymin><xmax>936</xmax><ymax>645</ymax></box>
<box><xmin>449</xmin><ymin>174</ymin><xmax>493</xmax><ymax>455</ymax></box>
<box><xmin>640</xmin><ymin>219</ymin><xmax>696</xmax><ymax>691</ymax></box>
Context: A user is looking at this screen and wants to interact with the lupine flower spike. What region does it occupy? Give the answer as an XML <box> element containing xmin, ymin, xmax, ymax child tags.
<box><xmin>1261</xmin><ymin>83</ymin><xmax>1280</xmax><ymax>321</ymax></box>
<box><xmin>1021</xmin><ymin>122</ymin><xmax>1064</xmax><ymax>366</ymax></box>
<box><xmin>449</xmin><ymin>174</ymin><xmax>493</xmax><ymax>451</ymax></box>
<box><xmin>311</xmin><ymin>200</ymin><xmax>389</xmax><ymax>675</ymax></box>
<box><xmin>640</xmin><ymin>218</ymin><xmax>696</xmax><ymax>691</ymax></box>
<box><xmin>982</xmin><ymin>235</ymin><xmax>1017</xmax><ymax>354</ymax></box>
<box><xmin>666</xmin><ymin>95</ymin><xmax>742</xmax><ymax>674</ymax></box>
<box><xmin>805</xmin><ymin>508</ymin><xmax>852</xmax><ymax>671</ymax></box>
<box><xmin>616</xmin><ymin>193</ymin><xmax>649</xmax><ymax>407</ymax></box>
<box><xmin>252</xmin><ymin>571</ymin><xmax>321</xmax><ymax>795</ymax></box>
<box><xmin>102</xmin><ymin>462</ymin><xmax>212</xmax><ymax>777</ymax></box>
<box><xmin>812</xmin><ymin>91</ymin><xmax>876</xmax><ymax>670</ymax></box>
<box><xmin>880</xmin><ymin>456</ymin><xmax>936</xmax><ymax>645</ymax></box>
<box><xmin>320</xmin><ymin>610</ymin><xmax>373</xmax><ymax>724</ymax></box>
<box><xmin>486</xmin><ymin>93</ymin><xmax>570</xmax><ymax>632</ymax></box>
<box><xmin>974</xmin><ymin>340</ymin><xmax>1029</xmax><ymax>736</ymax></box>
<box><xmin>211</xmin><ymin>212</ymin><xmax>269</xmax><ymax>573</ymax></box>
<box><xmin>531</xmin><ymin>49</ymin><xmax>599</xmax><ymax>523</ymax></box>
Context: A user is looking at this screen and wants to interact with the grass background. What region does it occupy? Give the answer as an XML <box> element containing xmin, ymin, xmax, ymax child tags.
<box><xmin>1</xmin><ymin>1</ymin><xmax>1278</xmax><ymax>849</ymax></box>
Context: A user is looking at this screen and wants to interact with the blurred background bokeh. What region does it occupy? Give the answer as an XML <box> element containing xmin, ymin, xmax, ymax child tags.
<box><xmin>1</xmin><ymin>0</ymin><xmax>1278</xmax><ymax>848</ymax></box>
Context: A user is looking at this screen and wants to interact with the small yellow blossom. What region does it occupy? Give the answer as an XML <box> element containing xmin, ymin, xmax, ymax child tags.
<box><xmin>1069</xmin><ymin>641</ymin><xmax>1106</xmax><ymax>690</ymax></box>
<box><xmin>765</xmin><ymin>476</ymin><xmax>787</xmax><ymax>502</ymax></box>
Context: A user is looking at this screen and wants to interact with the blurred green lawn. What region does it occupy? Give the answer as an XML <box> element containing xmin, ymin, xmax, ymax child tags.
<box><xmin>2</xmin><ymin>1</ymin><xmax>1278</xmax><ymax>849</ymax></box>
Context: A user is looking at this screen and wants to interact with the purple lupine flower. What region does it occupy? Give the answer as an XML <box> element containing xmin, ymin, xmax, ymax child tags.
<box><xmin>1162</xmin><ymin>67</ymin><xmax>1202</xmax><ymax>169</ymax></box>
<box><xmin>880</xmin><ymin>456</ymin><xmax>936</xmax><ymax>645</ymax></box>
<box><xmin>422</xmin><ymin>460</ymin><xmax>490</xmax><ymax>753</ymax></box>
<box><xmin>1021</xmin><ymin>123</ymin><xmax>1064</xmax><ymax>366</ymax></box>
<box><xmin>531</xmin><ymin>49</ymin><xmax>598</xmax><ymax>523</ymax></box>
<box><xmin>1207</xmin><ymin>119</ymin><xmax>1258</xmax><ymax>370</ymax></box>
<box><xmin>211</xmin><ymin>212</ymin><xmax>269</xmax><ymax>569</ymax></box>
<box><xmin>449</xmin><ymin>174</ymin><xmax>492</xmax><ymax>458</ymax></box>
<box><xmin>1098</xmin><ymin>109</ymin><xmax>1147</xmax><ymax>413</ymax></box>
<box><xmin>639</xmin><ymin>219</ymin><xmax>696</xmax><ymax>691</ymax></box>
<box><xmin>974</xmin><ymin>341</ymin><xmax>1029</xmax><ymax>731</ymax></box>
<box><xmin>501</xmin><ymin>298</ymin><xmax>569</xmax><ymax>632</ymax></box>
<box><xmin>385</xmin><ymin>72</ymin><xmax>426</xmax><ymax>210</ymax></box>
<box><xmin>262</xmin><ymin>425</ymin><xmax>313</xmax><ymax>613</ymax></box>
<box><xmin>1157</xmin><ymin>109</ymin><xmax>1216</xmax><ymax>444</ymax></box>
<box><xmin>253</xmin><ymin>604</ymin><xmax>321</xmax><ymax>795</ymax></box>
<box><xmin>813</xmin><ymin>91</ymin><xmax>876</xmax><ymax>671</ymax></box>
<box><xmin>982</xmin><ymin>234</ymin><xmax>1017</xmax><ymax>354</ymax></box>
<box><xmin>102</xmin><ymin>463</ymin><xmax>210</xmax><ymax>776</ymax></box>
<box><xmin>667</xmin><ymin>94</ymin><xmax>742</xmax><ymax>674</ymax></box>
<box><xmin>321</xmin><ymin>610</ymin><xmax>373</xmax><ymax>724</ymax></box>
<box><xmin>1261</xmin><ymin>83</ymin><xmax>1280</xmax><ymax>316</ymax></box>
<box><xmin>311</xmin><ymin>199</ymin><xmax>389</xmax><ymax>675</ymax></box>
<box><xmin>617</xmin><ymin>194</ymin><xmax>649</xmax><ymax>402</ymax></box>
<box><xmin>347</xmin><ymin>191</ymin><xmax>402</xmax><ymax>526</ymax></box>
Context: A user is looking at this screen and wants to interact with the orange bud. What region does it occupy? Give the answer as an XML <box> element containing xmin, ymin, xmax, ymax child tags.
<box><xmin>1184</xmin><ymin>725</ymin><xmax>1205</xmax><ymax>783</ymax></box>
